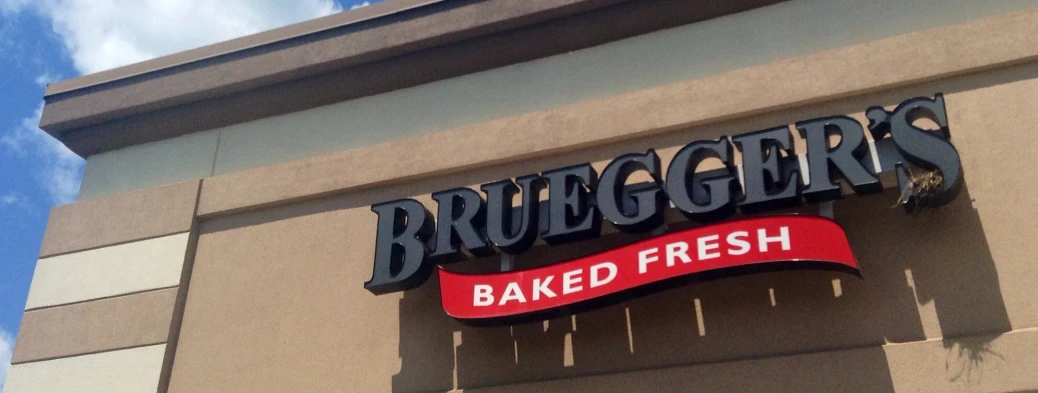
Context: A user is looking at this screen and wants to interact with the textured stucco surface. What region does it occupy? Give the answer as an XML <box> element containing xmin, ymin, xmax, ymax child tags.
<box><xmin>14</xmin><ymin>288</ymin><xmax>177</xmax><ymax>364</ymax></box>
<box><xmin>4</xmin><ymin>345</ymin><xmax>167</xmax><ymax>393</ymax></box>
<box><xmin>39</xmin><ymin>180</ymin><xmax>199</xmax><ymax>258</ymax></box>
<box><xmin>26</xmin><ymin>233</ymin><xmax>189</xmax><ymax>309</ymax></box>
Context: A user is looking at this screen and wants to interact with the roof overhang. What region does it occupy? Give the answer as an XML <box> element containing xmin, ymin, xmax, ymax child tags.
<box><xmin>40</xmin><ymin>0</ymin><xmax>783</xmax><ymax>157</ymax></box>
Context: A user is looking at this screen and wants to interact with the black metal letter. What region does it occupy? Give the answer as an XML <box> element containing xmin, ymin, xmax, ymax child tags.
<box><xmin>796</xmin><ymin>116</ymin><xmax>881</xmax><ymax>202</ymax></box>
<box><xmin>429</xmin><ymin>188</ymin><xmax>493</xmax><ymax>262</ymax></box>
<box><xmin>541</xmin><ymin>164</ymin><xmax>602</xmax><ymax>245</ymax></box>
<box><xmin>732</xmin><ymin>126</ymin><xmax>802</xmax><ymax>213</ymax></box>
<box><xmin>666</xmin><ymin>138</ymin><xmax>740</xmax><ymax>222</ymax></box>
<box><xmin>365</xmin><ymin>199</ymin><xmax>435</xmax><ymax>295</ymax></box>
<box><xmin>481</xmin><ymin>175</ymin><xmax>545</xmax><ymax>254</ymax></box>
<box><xmin>867</xmin><ymin>93</ymin><xmax>963</xmax><ymax>211</ymax></box>
<box><xmin>597</xmin><ymin>150</ymin><xmax>666</xmax><ymax>233</ymax></box>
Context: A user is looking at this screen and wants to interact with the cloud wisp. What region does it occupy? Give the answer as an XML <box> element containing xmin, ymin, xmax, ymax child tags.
<box><xmin>0</xmin><ymin>1</ymin><xmax>386</xmax><ymax>207</ymax></box>
<box><xmin>1</xmin><ymin>103</ymin><xmax>84</xmax><ymax>205</ymax></box>
<box><xmin>0</xmin><ymin>0</ymin><xmax>356</xmax><ymax>206</ymax></box>
<box><xmin>0</xmin><ymin>327</ymin><xmax>13</xmax><ymax>392</ymax></box>
<box><xmin>4</xmin><ymin>0</ymin><xmax>342</xmax><ymax>74</ymax></box>
<box><xmin>32</xmin><ymin>72</ymin><xmax>60</xmax><ymax>87</ymax></box>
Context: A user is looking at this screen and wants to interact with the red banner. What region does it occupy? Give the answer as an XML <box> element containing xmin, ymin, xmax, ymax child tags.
<box><xmin>438</xmin><ymin>215</ymin><xmax>857</xmax><ymax>321</ymax></box>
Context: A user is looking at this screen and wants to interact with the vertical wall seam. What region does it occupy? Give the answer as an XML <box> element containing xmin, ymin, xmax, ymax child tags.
<box><xmin>156</xmin><ymin>181</ymin><xmax>203</xmax><ymax>393</ymax></box>
<box><xmin>209</xmin><ymin>129</ymin><xmax>223</xmax><ymax>177</ymax></box>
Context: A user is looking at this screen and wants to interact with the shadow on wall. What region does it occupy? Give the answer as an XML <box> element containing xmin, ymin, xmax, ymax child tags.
<box><xmin>842</xmin><ymin>185</ymin><xmax>1012</xmax><ymax>385</ymax></box>
<box><xmin>390</xmin><ymin>181</ymin><xmax>1010</xmax><ymax>393</ymax></box>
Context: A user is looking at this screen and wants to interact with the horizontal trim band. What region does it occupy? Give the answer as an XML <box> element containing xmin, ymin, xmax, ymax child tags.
<box><xmin>13</xmin><ymin>288</ymin><xmax>177</xmax><ymax>364</ymax></box>
<box><xmin>41</xmin><ymin>0</ymin><xmax>445</xmax><ymax>97</ymax></box>
<box><xmin>3</xmin><ymin>344</ymin><xmax>167</xmax><ymax>393</ymax></box>
<box><xmin>42</xmin><ymin>0</ymin><xmax>778</xmax><ymax>156</ymax></box>
<box><xmin>27</xmin><ymin>234</ymin><xmax>189</xmax><ymax>310</ymax></box>
<box><xmin>40</xmin><ymin>180</ymin><xmax>199</xmax><ymax>258</ymax></box>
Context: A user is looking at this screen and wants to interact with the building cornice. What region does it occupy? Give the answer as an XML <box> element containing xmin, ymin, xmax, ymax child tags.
<box><xmin>40</xmin><ymin>0</ymin><xmax>779</xmax><ymax>157</ymax></box>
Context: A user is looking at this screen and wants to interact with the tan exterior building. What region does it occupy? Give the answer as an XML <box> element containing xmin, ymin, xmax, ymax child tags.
<box><xmin>6</xmin><ymin>0</ymin><xmax>1038</xmax><ymax>392</ymax></box>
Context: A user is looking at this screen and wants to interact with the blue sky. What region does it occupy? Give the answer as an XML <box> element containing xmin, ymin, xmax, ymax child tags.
<box><xmin>0</xmin><ymin>0</ymin><xmax>375</xmax><ymax>388</ymax></box>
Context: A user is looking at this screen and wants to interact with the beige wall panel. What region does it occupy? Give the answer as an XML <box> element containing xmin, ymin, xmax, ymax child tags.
<box><xmin>26</xmin><ymin>233</ymin><xmax>189</xmax><ymax>309</ymax></box>
<box><xmin>4</xmin><ymin>344</ymin><xmax>167</xmax><ymax>393</ymax></box>
<box><xmin>13</xmin><ymin>288</ymin><xmax>177</xmax><ymax>364</ymax></box>
<box><xmin>170</xmin><ymin>61</ymin><xmax>1038</xmax><ymax>392</ymax></box>
<box><xmin>464</xmin><ymin>329</ymin><xmax>1038</xmax><ymax>393</ymax></box>
<box><xmin>196</xmin><ymin>8</ymin><xmax>1038</xmax><ymax>217</ymax></box>
<box><xmin>40</xmin><ymin>180</ymin><xmax>199</xmax><ymax>258</ymax></box>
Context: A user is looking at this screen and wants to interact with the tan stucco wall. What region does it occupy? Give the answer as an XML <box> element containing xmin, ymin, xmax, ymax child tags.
<box><xmin>13</xmin><ymin>288</ymin><xmax>177</xmax><ymax>364</ymax></box>
<box><xmin>11</xmin><ymin>6</ymin><xmax>1038</xmax><ymax>393</ymax></box>
<box><xmin>166</xmin><ymin>60</ymin><xmax>1038</xmax><ymax>392</ymax></box>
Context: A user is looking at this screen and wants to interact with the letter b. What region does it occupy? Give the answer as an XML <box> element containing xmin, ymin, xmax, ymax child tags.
<box><xmin>474</xmin><ymin>285</ymin><xmax>495</xmax><ymax>306</ymax></box>
<box><xmin>365</xmin><ymin>199</ymin><xmax>435</xmax><ymax>295</ymax></box>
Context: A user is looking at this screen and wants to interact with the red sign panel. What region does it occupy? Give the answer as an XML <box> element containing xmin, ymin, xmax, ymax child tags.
<box><xmin>439</xmin><ymin>215</ymin><xmax>857</xmax><ymax>322</ymax></box>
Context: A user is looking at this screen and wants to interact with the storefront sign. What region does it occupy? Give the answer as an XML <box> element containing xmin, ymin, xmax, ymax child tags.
<box><xmin>439</xmin><ymin>216</ymin><xmax>856</xmax><ymax>321</ymax></box>
<box><xmin>364</xmin><ymin>94</ymin><xmax>963</xmax><ymax>323</ymax></box>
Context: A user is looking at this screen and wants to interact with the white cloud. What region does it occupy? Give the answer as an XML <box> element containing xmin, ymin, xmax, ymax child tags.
<box><xmin>1</xmin><ymin>103</ymin><xmax>84</xmax><ymax>205</ymax></box>
<box><xmin>0</xmin><ymin>0</ymin><xmax>29</xmax><ymax>15</ymax></box>
<box><xmin>13</xmin><ymin>0</ymin><xmax>342</xmax><ymax>74</ymax></box>
<box><xmin>1</xmin><ymin>1</ymin><xmax>349</xmax><ymax>207</ymax></box>
<box><xmin>33</xmin><ymin>72</ymin><xmax>59</xmax><ymax>87</ymax></box>
<box><xmin>0</xmin><ymin>192</ymin><xmax>33</xmax><ymax>213</ymax></box>
<box><xmin>350</xmin><ymin>1</ymin><xmax>372</xmax><ymax>10</ymax></box>
<box><xmin>0</xmin><ymin>327</ymin><xmax>13</xmax><ymax>392</ymax></box>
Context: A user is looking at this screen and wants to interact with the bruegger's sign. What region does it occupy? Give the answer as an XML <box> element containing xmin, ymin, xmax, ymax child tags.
<box><xmin>365</xmin><ymin>94</ymin><xmax>963</xmax><ymax>324</ymax></box>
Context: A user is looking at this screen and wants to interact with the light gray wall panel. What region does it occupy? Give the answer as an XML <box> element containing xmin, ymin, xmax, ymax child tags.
<box><xmin>79</xmin><ymin>130</ymin><xmax>218</xmax><ymax>200</ymax></box>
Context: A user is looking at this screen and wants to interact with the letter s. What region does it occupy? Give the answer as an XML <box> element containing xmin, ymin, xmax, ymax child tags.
<box><xmin>867</xmin><ymin>94</ymin><xmax>963</xmax><ymax>211</ymax></box>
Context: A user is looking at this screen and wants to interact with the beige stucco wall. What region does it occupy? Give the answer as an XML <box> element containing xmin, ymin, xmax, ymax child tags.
<box><xmin>12</xmin><ymin>5</ymin><xmax>1038</xmax><ymax>393</ymax></box>
<box><xmin>166</xmin><ymin>59</ymin><xmax>1038</xmax><ymax>392</ymax></box>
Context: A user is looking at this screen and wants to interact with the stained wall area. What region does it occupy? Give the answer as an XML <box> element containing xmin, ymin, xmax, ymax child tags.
<box><xmin>6</xmin><ymin>3</ymin><xmax>1038</xmax><ymax>393</ymax></box>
